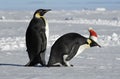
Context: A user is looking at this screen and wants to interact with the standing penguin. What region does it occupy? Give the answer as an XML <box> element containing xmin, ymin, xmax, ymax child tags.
<box><xmin>47</xmin><ymin>28</ymin><xmax>101</xmax><ymax>67</ymax></box>
<box><xmin>25</xmin><ymin>9</ymin><xmax>51</xmax><ymax>66</ymax></box>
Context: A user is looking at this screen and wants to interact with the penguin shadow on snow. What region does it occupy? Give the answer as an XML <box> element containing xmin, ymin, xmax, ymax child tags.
<box><xmin>0</xmin><ymin>63</ymin><xmax>46</xmax><ymax>67</ymax></box>
<box><xmin>0</xmin><ymin>63</ymin><xmax>24</xmax><ymax>67</ymax></box>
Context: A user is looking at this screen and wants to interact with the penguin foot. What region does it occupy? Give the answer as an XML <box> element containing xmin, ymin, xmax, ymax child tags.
<box><xmin>25</xmin><ymin>62</ymin><xmax>36</xmax><ymax>67</ymax></box>
<box><xmin>25</xmin><ymin>63</ymin><xmax>46</xmax><ymax>67</ymax></box>
<box><xmin>25</xmin><ymin>61</ymin><xmax>31</xmax><ymax>66</ymax></box>
<box><xmin>47</xmin><ymin>64</ymin><xmax>74</xmax><ymax>67</ymax></box>
<box><xmin>63</xmin><ymin>64</ymin><xmax>73</xmax><ymax>67</ymax></box>
<box><xmin>47</xmin><ymin>62</ymin><xmax>63</xmax><ymax>67</ymax></box>
<box><xmin>70</xmin><ymin>64</ymin><xmax>74</xmax><ymax>67</ymax></box>
<box><xmin>25</xmin><ymin>60</ymin><xmax>39</xmax><ymax>67</ymax></box>
<box><xmin>47</xmin><ymin>65</ymin><xmax>61</xmax><ymax>67</ymax></box>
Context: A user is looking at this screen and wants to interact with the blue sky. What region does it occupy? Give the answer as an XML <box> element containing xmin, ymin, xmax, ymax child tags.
<box><xmin>0</xmin><ymin>0</ymin><xmax>120</xmax><ymax>10</ymax></box>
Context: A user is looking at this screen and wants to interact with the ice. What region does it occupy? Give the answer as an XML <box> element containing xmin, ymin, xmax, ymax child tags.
<box><xmin>0</xmin><ymin>37</ymin><xmax>25</xmax><ymax>51</ymax></box>
<box><xmin>0</xmin><ymin>33</ymin><xmax>119</xmax><ymax>51</ymax></box>
<box><xmin>96</xmin><ymin>8</ymin><xmax>106</xmax><ymax>11</ymax></box>
<box><xmin>112</xmin><ymin>33</ymin><xmax>119</xmax><ymax>41</ymax></box>
<box><xmin>99</xmin><ymin>33</ymin><xmax>120</xmax><ymax>46</ymax></box>
<box><xmin>49</xmin><ymin>18</ymin><xmax>120</xmax><ymax>26</ymax></box>
<box><xmin>116</xmin><ymin>58</ymin><xmax>120</xmax><ymax>61</ymax></box>
<box><xmin>0</xmin><ymin>16</ymin><xmax>5</xmax><ymax>20</ymax></box>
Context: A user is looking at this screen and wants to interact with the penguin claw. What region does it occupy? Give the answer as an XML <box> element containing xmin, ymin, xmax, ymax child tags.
<box><xmin>65</xmin><ymin>64</ymin><xmax>74</xmax><ymax>67</ymax></box>
<box><xmin>47</xmin><ymin>65</ymin><xmax>61</xmax><ymax>67</ymax></box>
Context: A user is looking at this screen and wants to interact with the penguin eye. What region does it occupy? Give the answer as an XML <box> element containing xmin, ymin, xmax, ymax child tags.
<box><xmin>87</xmin><ymin>39</ymin><xmax>92</xmax><ymax>45</ymax></box>
<box><xmin>35</xmin><ymin>12</ymin><xmax>41</xmax><ymax>18</ymax></box>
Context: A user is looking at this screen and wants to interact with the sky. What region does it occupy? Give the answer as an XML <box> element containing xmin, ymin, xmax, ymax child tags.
<box><xmin>0</xmin><ymin>0</ymin><xmax>120</xmax><ymax>10</ymax></box>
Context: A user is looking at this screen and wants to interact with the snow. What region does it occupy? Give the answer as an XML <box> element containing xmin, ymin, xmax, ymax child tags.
<box><xmin>0</xmin><ymin>37</ymin><xmax>25</xmax><ymax>51</ymax></box>
<box><xmin>0</xmin><ymin>10</ymin><xmax>120</xmax><ymax>79</ymax></box>
<box><xmin>96</xmin><ymin>8</ymin><xmax>106</xmax><ymax>11</ymax></box>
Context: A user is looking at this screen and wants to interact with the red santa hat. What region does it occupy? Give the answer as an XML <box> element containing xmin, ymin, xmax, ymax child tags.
<box><xmin>88</xmin><ymin>27</ymin><xmax>98</xmax><ymax>42</ymax></box>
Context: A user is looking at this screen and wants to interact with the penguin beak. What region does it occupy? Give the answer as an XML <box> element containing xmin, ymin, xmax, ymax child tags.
<box><xmin>44</xmin><ymin>9</ymin><xmax>51</xmax><ymax>13</ymax></box>
<box><xmin>96</xmin><ymin>43</ymin><xmax>101</xmax><ymax>48</ymax></box>
<box><xmin>39</xmin><ymin>9</ymin><xmax>51</xmax><ymax>16</ymax></box>
<box><xmin>90</xmin><ymin>40</ymin><xmax>101</xmax><ymax>48</ymax></box>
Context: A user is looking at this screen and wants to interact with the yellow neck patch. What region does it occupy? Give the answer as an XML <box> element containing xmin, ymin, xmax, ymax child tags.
<box><xmin>87</xmin><ymin>39</ymin><xmax>92</xmax><ymax>45</ymax></box>
<box><xmin>35</xmin><ymin>12</ymin><xmax>42</xmax><ymax>18</ymax></box>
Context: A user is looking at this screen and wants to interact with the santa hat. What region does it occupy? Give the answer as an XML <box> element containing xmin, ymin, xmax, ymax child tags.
<box><xmin>88</xmin><ymin>27</ymin><xmax>98</xmax><ymax>42</ymax></box>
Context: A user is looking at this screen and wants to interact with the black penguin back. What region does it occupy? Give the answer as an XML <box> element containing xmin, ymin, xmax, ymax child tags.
<box><xmin>52</xmin><ymin>33</ymin><xmax>87</xmax><ymax>50</ymax></box>
<box><xmin>26</xmin><ymin>16</ymin><xmax>47</xmax><ymax>52</ymax></box>
<box><xmin>48</xmin><ymin>33</ymin><xmax>87</xmax><ymax>66</ymax></box>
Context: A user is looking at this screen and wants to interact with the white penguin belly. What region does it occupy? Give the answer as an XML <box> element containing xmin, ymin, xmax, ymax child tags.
<box><xmin>75</xmin><ymin>44</ymin><xmax>90</xmax><ymax>57</ymax></box>
<box><xmin>45</xmin><ymin>20</ymin><xmax>49</xmax><ymax>40</ymax></box>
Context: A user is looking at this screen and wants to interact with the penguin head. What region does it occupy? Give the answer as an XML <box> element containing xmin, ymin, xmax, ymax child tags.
<box><xmin>87</xmin><ymin>27</ymin><xmax>101</xmax><ymax>48</ymax></box>
<box><xmin>87</xmin><ymin>39</ymin><xmax>101</xmax><ymax>47</ymax></box>
<box><xmin>34</xmin><ymin>9</ymin><xmax>51</xmax><ymax>18</ymax></box>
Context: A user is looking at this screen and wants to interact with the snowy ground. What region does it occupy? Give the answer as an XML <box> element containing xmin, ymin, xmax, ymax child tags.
<box><xmin>0</xmin><ymin>10</ymin><xmax>120</xmax><ymax>79</ymax></box>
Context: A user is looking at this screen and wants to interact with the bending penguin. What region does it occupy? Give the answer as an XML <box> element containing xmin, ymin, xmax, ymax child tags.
<box><xmin>25</xmin><ymin>9</ymin><xmax>51</xmax><ymax>66</ymax></box>
<box><xmin>47</xmin><ymin>28</ymin><xmax>101</xmax><ymax>67</ymax></box>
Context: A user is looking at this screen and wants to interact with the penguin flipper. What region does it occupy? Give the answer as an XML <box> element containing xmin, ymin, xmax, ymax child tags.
<box><xmin>39</xmin><ymin>52</ymin><xmax>46</xmax><ymax>66</ymax></box>
<box><xmin>40</xmin><ymin>32</ymin><xmax>47</xmax><ymax>51</ymax></box>
<box><xmin>66</xmin><ymin>43</ymin><xmax>79</xmax><ymax>61</ymax></box>
<box><xmin>39</xmin><ymin>33</ymin><xmax>47</xmax><ymax>66</ymax></box>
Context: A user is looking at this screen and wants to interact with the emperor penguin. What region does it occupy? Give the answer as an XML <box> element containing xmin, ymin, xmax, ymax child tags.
<box><xmin>25</xmin><ymin>9</ymin><xmax>51</xmax><ymax>66</ymax></box>
<box><xmin>47</xmin><ymin>28</ymin><xmax>101</xmax><ymax>67</ymax></box>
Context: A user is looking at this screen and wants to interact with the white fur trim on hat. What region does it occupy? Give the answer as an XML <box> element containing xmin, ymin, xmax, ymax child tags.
<box><xmin>88</xmin><ymin>27</ymin><xmax>98</xmax><ymax>42</ymax></box>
